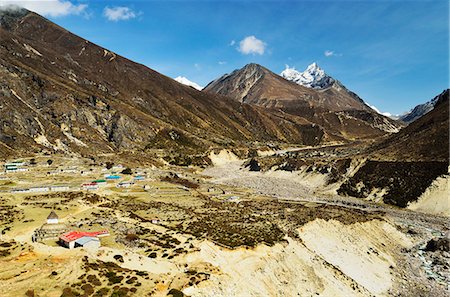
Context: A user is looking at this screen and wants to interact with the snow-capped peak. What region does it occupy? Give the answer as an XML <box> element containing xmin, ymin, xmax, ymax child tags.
<box><xmin>281</xmin><ymin>63</ymin><xmax>335</xmax><ymax>90</ymax></box>
<box><xmin>306</xmin><ymin>62</ymin><xmax>320</xmax><ymax>72</ymax></box>
<box><xmin>174</xmin><ymin>76</ymin><xmax>203</xmax><ymax>90</ymax></box>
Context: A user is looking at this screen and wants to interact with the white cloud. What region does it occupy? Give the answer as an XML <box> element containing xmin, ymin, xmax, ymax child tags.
<box><xmin>238</xmin><ymin>35</ymin><xmax>266</xmax><ymax>55</ymax></box>
<box><xmin>0</xmin><ymin>0</ymin><xmax>87</xmax><ymax>17</ymax></box>
<box><xmin>103</xmin><ymin>6</ymin><xmax>137</xmax><ymax>21</ymax></box>
<box><xmin>324</xmin><ymin>50</ymin><xmax>342</xmax><ymax>57</ymax></box>
<box><xmin>229</xmin><ymin>40</ymin><xmax>235</xmax><ymax>46</ymax></box>
<box><xmin>218</xmin><ymin>61</ymin><xmax>227</xmax><ymax>65</ymax></box>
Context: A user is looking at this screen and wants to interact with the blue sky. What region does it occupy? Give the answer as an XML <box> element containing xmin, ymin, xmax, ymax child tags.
<box><xmin>3</xmin><ymin>0</ymin><xmax>448</xmax><ymax>115</ymax></box>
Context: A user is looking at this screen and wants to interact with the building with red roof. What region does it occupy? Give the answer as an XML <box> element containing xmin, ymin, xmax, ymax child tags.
<box><xmin>59</xmin><ymin>230</ymin><xmax>109</xmax><ymax>249</ymax></box>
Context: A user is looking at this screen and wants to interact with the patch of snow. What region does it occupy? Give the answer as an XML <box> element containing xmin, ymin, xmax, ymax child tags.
<box><xmin>54</xmin><ymin>139</ymin><xmax>68</xmax><ymax>151</ymax></box>
<box><xmin>10</xmin><ymin>89</ymin><xmax>36</xmax><ymax>111</ymax></box>
<box><xmin>174</xmin><ymin>76</ymin><xmax>203</xmax><ymax>90</ymax></box>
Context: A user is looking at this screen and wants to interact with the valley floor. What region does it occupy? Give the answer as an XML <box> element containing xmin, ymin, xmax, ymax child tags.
<box><xmin>0</xmin><ymin>155</ymin><xmax>448</xmax><ymax>297</ymax></box>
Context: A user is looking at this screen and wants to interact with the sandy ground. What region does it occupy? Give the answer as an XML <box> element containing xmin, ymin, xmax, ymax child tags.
<box><xmin>203</xmin><ymin>160</ymin><xmax>371</xmax><ymax>209</ymax></box>
<box><xmin>183</xmin><ymin>219</ymin><xmax>413</xmax><ymax>297</ymax></box>
<box><xmin>408</xmin><ymin>175</ymin><xmax>450</xmax><ymax>216</ymax></box>
<box><xmin>298</xmin><ymin>219</ymin><xmax>412</xmax><ymax>295</ymax></box>
<box><xmin>209</xmin><ymin>150</ymin><xmax>240</xmax><ymax>166</ymax></box>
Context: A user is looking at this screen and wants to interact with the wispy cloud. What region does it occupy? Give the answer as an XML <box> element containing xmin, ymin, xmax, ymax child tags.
<box><xmin>324</xmin><ymin>50</ymin><xmax>342</xmax><ymax>57</ymax></box>
<box><xmin>218</xmin><ymin>61</ymin><xmax>227</xmax><ymax>65</ymax></box>
<box><xmin>229</xmin><ymin>40</ymin><xmax>236</xmax><ymax>46</ymax></box>
<box><xmin>103</xmin><ymin>6</ymin><xmax>138</xmax><ymax>21</ymax></box>
<box><xmin>0</xmin><ymin>0</ymin><xmax>87</xmax><ymax>17</ymax></box>
<box><xmin>238</xmin><ymin>35</ymin><xmax>266</xmax><ymax>55</ymax></box>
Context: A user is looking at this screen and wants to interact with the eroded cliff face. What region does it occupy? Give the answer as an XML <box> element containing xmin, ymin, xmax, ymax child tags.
<box><xmin>182</xmin><ymin>219</ymin><xmax>428</xmax><ymax>297</ymax></box>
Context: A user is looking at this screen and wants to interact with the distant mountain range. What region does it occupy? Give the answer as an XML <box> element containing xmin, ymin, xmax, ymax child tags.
<box><xmin>0</xmin><ymin>8</ymin><xmax>446</xmax><ymax>163</ymax></box>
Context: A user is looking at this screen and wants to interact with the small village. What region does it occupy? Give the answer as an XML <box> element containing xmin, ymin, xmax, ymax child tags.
<box><xmin>0</xmin><ymin>156</ymin><xmax>246</xmax><ymax>249</ymax></box>
<box><xmin>2</xmin><ymin>160</ymin><xmax>149</xmax><ymax>194</ymax></box>
<box><xmin>0</xmin><ymin>155</ymin><xmax>264</xmax><ymax>296</ymax></box>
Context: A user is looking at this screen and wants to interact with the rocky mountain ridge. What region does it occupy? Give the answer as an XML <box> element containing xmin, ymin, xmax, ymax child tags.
<box><xmin>399</xmin><ymin>90</ymin><xmax>446</xmax><ymax>123</ymax></box>
<box><xmin>204</xmin><ymin>63</ymin><xmax>403</xmax><ymax>140</ymax></box>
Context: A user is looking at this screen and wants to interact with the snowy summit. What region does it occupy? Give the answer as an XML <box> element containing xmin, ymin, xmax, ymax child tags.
<box><xmin>281</xmin><ymin>63</ymin><xmax>335</xmax><ymax>90</ymax></box>
<box><xmin>174</xmin><ymin>76</ymin><xmax>203</xmax><ymax>90</ymax></box>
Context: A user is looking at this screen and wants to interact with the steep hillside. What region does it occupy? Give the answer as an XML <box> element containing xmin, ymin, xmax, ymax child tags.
<box><xmin>0</xmin><ymin>8</ymin><xmax>324</xmax><ymax>160</ymax></box>
<box><xmin>338</xmin><ymin>90</ymin><xmax>449</xmax><ymax>207</ymax></box>
<box><xmin>370</xmin><ymin>89</ymin><xmax>449</xmax><ymax>162</ymax></box>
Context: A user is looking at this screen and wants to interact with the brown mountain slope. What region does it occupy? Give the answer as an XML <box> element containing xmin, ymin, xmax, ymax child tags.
<box><xmin>0</xmin><ymin>8</ymin><xmax>325</xmax><ymax>159</ymax></box>
<box><xmin>369</xmin><ymin>89</ymin><xmax>449</xmax><ymax>162</ymax></box>
<box><xmin>338</xmin><ymin>89</ymin><xmax>449</xmax><ymax>207</ymax></box>
<box><xmin>204</xmin><ymin>63</ymin><xmax>371</xmax><ymax>112</ymax></box>
<box><xmin>204</xmin><ymin>63</ymin><xmax>403</xmax><ymax>141</ymax></box>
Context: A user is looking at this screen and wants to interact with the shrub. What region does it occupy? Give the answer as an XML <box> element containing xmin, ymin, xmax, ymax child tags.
<box><xmin>121</xmin><ymin>168</ymin><xmax>133</xmax><ymax>175</ymax></box>
<box><xmin>167</xmin><ymin>288</ymin><xmax>184</xmax><ymax>297</ymax></box>
<box><xmin>125</xmin><ymin>234</ymin><xmax>138</xmax><ymax>242</ymax></box>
